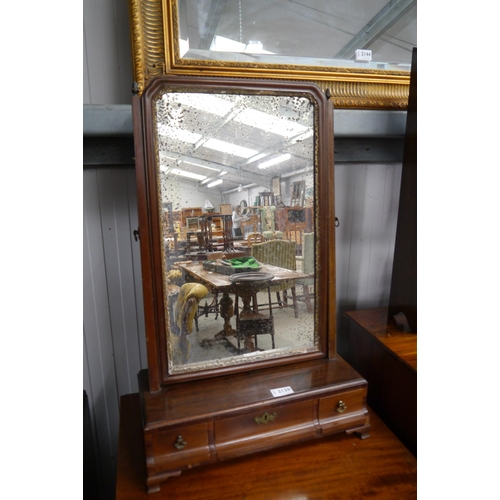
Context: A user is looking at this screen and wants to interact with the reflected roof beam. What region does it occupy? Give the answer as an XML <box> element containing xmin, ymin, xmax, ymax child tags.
<box><xmin>334</xmin><ymin>0</ymin><xmax>416</xmax><ymax>60</ymax></box>
<box><xmin>162</xmin><ymin>151</ymin><xmax>270</xmax><ymax>187</ymax></box>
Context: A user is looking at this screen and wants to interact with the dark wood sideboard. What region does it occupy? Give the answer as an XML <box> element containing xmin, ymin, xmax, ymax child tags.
<box><xmin>344</xmin><ymin>307</ymin><xmax>416</xmax><ymax>455</ymax></box>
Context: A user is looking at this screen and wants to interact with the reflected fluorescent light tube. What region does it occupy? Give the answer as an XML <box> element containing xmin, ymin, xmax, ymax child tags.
<box><xmin>203</xmin><ymin>138</ymin><xmax>257</xmax><ymax>158</ymax></box>
<box><xmin>157</xmin><ymin>125</ymin><xmax>201</xmax><ymax>143</ymax></box>
<box><xmin>234</xmin><ymin>109</ymin><xmax>308</xmax><ymax>137</ymax></box>
<box><xmin>258</xmin><ymin>154</ymin><xmax>291</xmax><ymax>170</ymax></box>
<box><xmin>170</xmin><ymin>168</ymin><xmax>207</xmax><ymax>181</ymax></box>
<box><xmin>172</xmin><ymin>93</ymin><xmax>235</xmax><ymax>117</ymax></box>
<box><xmin>207</xmin><ymin>179</ymin><xmax>223</xmax><ymax>188</ymax></box>
<box><xmin>181</xmin><ymin>160</ymin><xmax>220</xmax><ymax>172</ymax></box>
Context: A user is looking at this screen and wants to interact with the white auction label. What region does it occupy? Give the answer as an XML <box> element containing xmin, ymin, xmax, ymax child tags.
<box><xmin>355</xmin><ymin>49</ymin><xmax>372</xmax><ymax>62</ymax></box>
<box><xmin>270</xmin><ymin>386</ymin><xmax>294</xmax><ymax>397</ymax></box>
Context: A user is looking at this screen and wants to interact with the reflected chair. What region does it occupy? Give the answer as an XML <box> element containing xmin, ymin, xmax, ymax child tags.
<box><xmin>258</xmin><ymin>206</ymin><xmax>283</xmax><ymax>240</ymax></box>
<box><xmin>172</xmin><ymin>283</ymin><xmax>209</xmax><ymax>364</ymax></box>
<box><xmin>247</xmin><ymin>233</ymin><xmax>266</xmax><ymax>246</ymax></box>
<box><xmin>295</xmin><ymin>232</ymin><xmax>314</xmax><ymax>314</ymax></box>
<box><xmin>251</xmin><ymin>239</ymin><xmax>298</xmax><ymax>318</ymax></box>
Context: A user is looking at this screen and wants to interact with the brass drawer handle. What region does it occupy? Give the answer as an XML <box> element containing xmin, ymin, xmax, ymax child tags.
<box><xmin>254</xmin><ymin>411</ymin><xmax>277</xmax><ymax>424</ymax></box>
<box><xmin>336</xmin><ymin>401</ymin><xmax>347</xmax><ymax>413</ymax></box>
<box><xmin>174</xmin><ymin>435</ymin><xmax>187</xmax><ymax>450</ymax></box>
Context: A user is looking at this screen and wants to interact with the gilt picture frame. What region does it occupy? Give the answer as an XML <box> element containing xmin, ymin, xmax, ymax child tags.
<box><xmin>129</xmin><ymin>0</ymin><xmax>412</xmax><ymax>109</ymax></box>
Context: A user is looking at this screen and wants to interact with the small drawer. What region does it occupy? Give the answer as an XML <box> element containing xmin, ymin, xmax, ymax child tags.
<box><xmin>150</xmin><ymin>422</ymin><xmax>211</xmax><ymax>471</ymax></box>
<box><xmin>318</xmin><ymin>388</ymin><xmax>367</xmax><ymax>432</ymax></box>
<box><xmin>214</xmin><ymin>399</ymin><xmax>317</xmax><ymax>459</ymax></box>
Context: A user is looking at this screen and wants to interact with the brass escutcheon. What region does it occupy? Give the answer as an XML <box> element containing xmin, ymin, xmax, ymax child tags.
<box><xmin>336</xmin><ymin>401</ymin><xmax>347</xmax><ymax>413</ymax></box>
<box><xmin>254</xmin><ymin>411</ymin><xmax>277</xmax><ymax>424</ymax></box>
<box><xmin>174</xmin><ymin>435</ymin><xmax>187</xmax><ymax>450</ymax></box>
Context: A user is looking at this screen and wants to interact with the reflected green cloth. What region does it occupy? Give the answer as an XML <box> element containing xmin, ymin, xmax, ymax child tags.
<box><xmin>224</xmin><ymin>257</ymin><xmax>260</xmax><ymax>268</ymax></box>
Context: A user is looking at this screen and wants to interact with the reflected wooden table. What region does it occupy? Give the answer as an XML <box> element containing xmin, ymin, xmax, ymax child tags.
<box><xmin>176</xmin><ymin>262</ymin><xmax>308</xmax><ymax>349</ymax></box>
<box><xmin>116</xmin><ymin>393</ymin><xmax>417</xmax><ymax>500</ymax></box>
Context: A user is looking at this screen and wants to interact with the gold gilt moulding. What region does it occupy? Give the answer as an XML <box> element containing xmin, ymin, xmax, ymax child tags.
<box><xmin>129</xmin><ymin>0</ymin><xmax>410</xmax><ymax>109</ymax></box>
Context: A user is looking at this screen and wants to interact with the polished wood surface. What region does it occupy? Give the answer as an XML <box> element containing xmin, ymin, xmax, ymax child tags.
<box><xmin>117</xmin><ymin>392</ymin><xmax>416</xmax><ymax>500</ymax></box>
<box><xmin>139</xmin><ymin>358</ymin><xmax>366</xmax><ymax>428</ymax></box>
<box><xmin>345</xmin><ymin>308</ymin><xmax>417</xmax><ymax>370</ymax></box>
<box><xmin>344</xmin><ymin>307</ymin><xmax>416</xmax><ymax>456</ymax></box>
<box><xmin>177</xmin><ymin>262</ymin><xmax>308</xmax><ymax>291</ymax></box>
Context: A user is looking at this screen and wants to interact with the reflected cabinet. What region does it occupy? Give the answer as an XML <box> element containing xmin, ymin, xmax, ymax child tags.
<box><xmin>132</xmin><ymin>75</ymin><xmax>370</xmax><ymax>493</ymax></box>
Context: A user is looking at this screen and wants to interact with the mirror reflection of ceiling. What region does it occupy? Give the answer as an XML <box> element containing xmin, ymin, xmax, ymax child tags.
<box><xmin>179</xmin><ymin>0</ymin><xmax>417</xmax><ymax>70</ymax></box>
<box><xmin>156</xmin><ymin>92</ymin><xmax>315</xmax><ymax>194</ymax></box>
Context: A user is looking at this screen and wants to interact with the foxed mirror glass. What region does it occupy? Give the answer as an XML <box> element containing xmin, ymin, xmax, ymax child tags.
<box><xmin>138</xmin><ymin>77</ymin><xmax>333</xmax><ymax>380</ymax></box>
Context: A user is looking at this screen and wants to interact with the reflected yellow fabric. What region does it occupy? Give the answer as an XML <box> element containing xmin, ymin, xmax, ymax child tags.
<box><xmin>174</xmin><ymin>282</ymin><xmax>209</xmax><ymax>333</ymax></box>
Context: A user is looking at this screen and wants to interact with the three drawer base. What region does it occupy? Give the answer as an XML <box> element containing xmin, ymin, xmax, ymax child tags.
<box><xmin>138</xmin><ymin>358</ymin><xmax>370</xmax><ymax>494</ymax></box>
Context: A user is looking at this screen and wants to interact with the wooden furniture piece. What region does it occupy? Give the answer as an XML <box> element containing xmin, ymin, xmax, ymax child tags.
<box><xmin>181</xmin><ymin>207</ymin><xmax>202</xmax><ymax>226</ymax></box>
<box><xmin>137</xmin><ymin>358</ymin><xmax>370</xmax><ymax>492</ymax></box>
<box><xmin>241</xmin><ymin>211</ymin><xmax>261</xmax><ymax>237</ymax></box>
<box><xmin>388</xmin><ymin>47</ymin><xmax>417</xmax><ymax>332</ymax></box>
<box><xmin>246</xmin><ymin>232</ymin><xmax>265</xmax><ymax>246</ymax></box>
<box><xmin>259</xmin><ymin>191</ymin><xmax>274</xmax><ymax>206</ymax></box>
<box><xmin>177</xmin><ymin>261</ymin><xmax>307</xmax><ymax>351</ymax></box>
<box><xmin>132</xmin><ymin>76</ymin><xmax>369</xmax><ymax>494</ymax></box>
<box><xmin>219</xmin><ymin>203</ymin><xmax>232</xmax><ymax>215</ymax></box>
<box><xmin>117</xmin><ymin>393</ymin><xmax>416</xmax><ymax>500</ymax></box>
<box><xmin>276</xmin><ymin>206</ymin><xmax>313</xmax><ymax>233</ymax></box>
<box><xmin>230</xmin><ymin>272</ymin><xmax>275</xmax><ymax>353</ymax></box>
<box><xmin>251</xmin><ymin>239</ymin><xmax>299</xmax><ymax>318</ymax></box>
<box><xmin>295</xmin><ymin>231</ymin><xmax>315</xmax><ymax>313</ymax></box>
<box><xmin>344</xmin><ymin>307</ymin><xmax>416</xmax><ymax>456</ymax></box>
<box><xmin>291</xmin><ymin>180</ymin><xmax>306</xmax><ymax>206</ymax></box>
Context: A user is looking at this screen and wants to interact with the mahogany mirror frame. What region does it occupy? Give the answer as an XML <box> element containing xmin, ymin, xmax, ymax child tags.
<box><xmin>132</xmin><ymin>75</ymin><xmax>336</xmax><ymax>392</ymax></box>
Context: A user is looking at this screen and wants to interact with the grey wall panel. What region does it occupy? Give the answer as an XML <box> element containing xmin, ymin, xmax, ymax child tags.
<box><xmin>83</xmin><ymin>167</ymin><xmax>146</xmax><ymax>500</ymax></box>
<box><xmin>96</xmin><ymin>168</ymin><xmax>146</xmax><ymax>395</ymax></box>
<box><xmin>83</xmin><ymin>0</ymin><xmax>134</xmax><ymax>105</ymax></box>
<box><xmin>335</xmin><ymin>162</ymin><xmax>402</xmax><ymax>355</ymax></box>
<box><xmin>83</xmin><ymin>169</ymin><xmax>120</xmax><ymax>500</ymax></box>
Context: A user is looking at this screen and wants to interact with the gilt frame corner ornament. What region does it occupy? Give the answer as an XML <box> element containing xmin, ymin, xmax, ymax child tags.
<box><xmin>129</xmin><ymin>0</ymin><xmax>410</xmax><ymax>109</ymax></box>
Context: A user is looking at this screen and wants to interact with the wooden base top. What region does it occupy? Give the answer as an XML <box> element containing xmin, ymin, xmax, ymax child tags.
<box><xmin>138</xmin><ymin>357</ymin><xmax>366</xmax><ymax>429</ymax></box>
<box><xmin>116</xmin><ymin>393</ymin><xmax>417</xmax><ymax>499</ymax></box>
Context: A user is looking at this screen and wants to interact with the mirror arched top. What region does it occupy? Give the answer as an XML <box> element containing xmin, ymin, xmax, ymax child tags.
<box><xmin>135</xmin><ymin>76</ymin><xmax>335</xmax><ymax>387</ymax></box>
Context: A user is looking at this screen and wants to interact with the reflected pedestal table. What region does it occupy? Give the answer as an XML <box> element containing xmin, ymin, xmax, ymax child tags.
<box><xmin>229</xmin><ymin>272</ymin><xmax>275</xmax><ymax>352</ymax></box>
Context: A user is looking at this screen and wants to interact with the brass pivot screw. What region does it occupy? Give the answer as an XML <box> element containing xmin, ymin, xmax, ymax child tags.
<box><xmin>336</xmin><ymin>401</ymin><xmax>347</xmax><ymax>413</ymax></box>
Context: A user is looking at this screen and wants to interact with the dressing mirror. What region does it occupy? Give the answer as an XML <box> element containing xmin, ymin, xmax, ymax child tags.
<box><xmin>133</xmin><ymin>76</ymin><xmax>335</xmax><ymax>388</ymax></box>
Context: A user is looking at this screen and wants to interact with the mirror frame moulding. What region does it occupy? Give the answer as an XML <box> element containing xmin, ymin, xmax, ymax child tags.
<box><xmin>129</xmin><ymin>0</ymin><xmax>410</xmax><ymax>110</ymax></box>
<box><xmin>133</xmin><ymin>75</ymin><xmax>335</xmax><ymax>390</ymax></box>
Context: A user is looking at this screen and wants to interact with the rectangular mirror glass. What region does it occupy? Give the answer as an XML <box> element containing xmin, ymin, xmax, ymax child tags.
<box><xmin>153</xmin><ymin>86</ymin><xmax>319</xmax><ymax>375</ymax></box>
<box><xmin>177</xmin><ymin>0</ymin><xmax>416</xmax><ymax>71</ymax></box>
